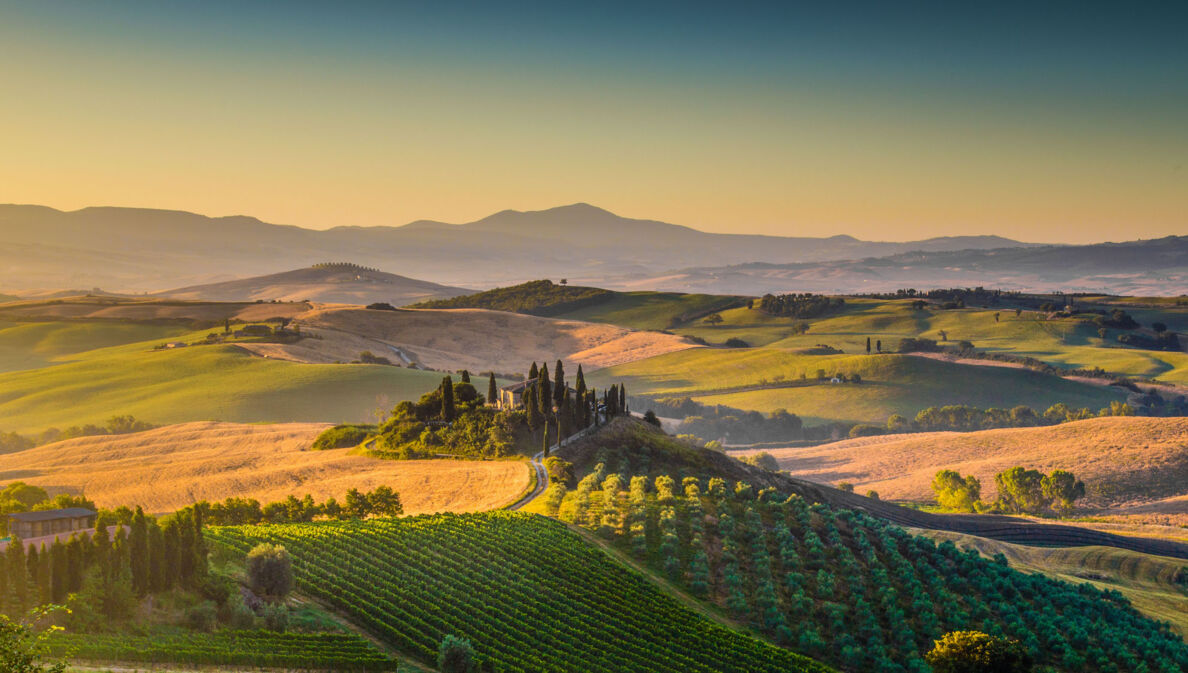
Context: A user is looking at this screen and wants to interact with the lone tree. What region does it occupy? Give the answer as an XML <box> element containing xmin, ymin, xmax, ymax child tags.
<box><xmin>866</xmin><ymin>337</ymin><xmax>871</xmax><ymax>354</ymax></box>
<box><xmin>460</xmin><ymin>370</ymin><xmax>471</xmax><ymax>383</ymax></box>
<box><xmin>246</xmin><ymin>543</ymin><xmax>293</xmax><ymax>599</ymax></box>
<box><xmin>703</xmin><ymin>313</ymin><xmax>724</xmax><ymax>326</ymax></box>
<box><xmin>438</xmin><ymin>634</ymin><xmax>477</xmax><ymax>673</ymax></box>
<box><xmin>925</xmin><ymin>631</ymin><xmax>1032</xmax><ymax>673</ymax></box>
<box><xmin>528</xmin><ymin>362</ymin><xmax>538</xmax><ymax>380</ymax></box>
<box><xmin>487</xmin><ymin>373</ymin><xmax>497</xmax><ymax>407</ymax></box>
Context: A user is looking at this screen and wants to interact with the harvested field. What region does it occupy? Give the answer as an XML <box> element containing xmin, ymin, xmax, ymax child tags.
<box><xmin>244</xmin><ymin>306</ymin><xmax>697</xmax><ymax>373</ymax></box>
<box><xmin>740</xmin><ymin>416</ymin><xmax>1188</xmax><ymax>508</ymax></box>
<box><xmin>0</xmin><ymin>422</ymin><xmax>530</xmax><ymax>515</ymax></box>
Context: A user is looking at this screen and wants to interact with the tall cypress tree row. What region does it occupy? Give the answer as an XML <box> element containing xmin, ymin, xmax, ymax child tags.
<box><xmin>36</xmin><ymin>543</ymin><xmax>50</xmax><ymax>604</ymax></box>
<box><xmin>25</xmin><ymin>544</ymin><xmax>39</xmax><ymax>603</ymax></box>
<box><xmin>148</xmin><ymin>523</ymin><xmax>165</xmax><ymax>592</ymax></box>
<box><xmin>6</xmin><ymin>536</ymin><xmax>28</xmax><ymax>612</ymax></box>
<box><xmin>440</xmin><ymin>376</ymin><xmax>456</xmax><ymax>421</ymax></box>
<box><xmin>553</xmin><ymin>360</ymin><xmax>566</xmax><ymax>405</ymax></box>
<box><xmin>163</xmin><ymin>518</ymin><xmax>180</xmax><ymax>589</ymax></box>
<box><xmin>575</xmin><ymin>365</ymin><xmax>588</xmax><ymax>426</ymax></box>
<box><xmin>487</xmin><ymin>372</ymin><xmax>498</xmax><ymax>407</ymax></box>
<box><xmin>619</xmin><ymin>383</ymin><xmax>627</xmax><ymax>415</ymax></box>
<box><xmin>130</xmin><ymin>506</ymin><xmax>149</xmax><ymax>595</ymax></box>
<box><xmin>66</xmin><ymin>534</ymin><xmax>85</xmax><ymax>594</ymax></box>
<box><xmin>50</xmin><ymin>539</ymin><xmax>67</xmax><ymax>603</ymax></box>
<box><xmin>192</xmin><ymin>508</ymin><xmax>208</xmax><ymax>582</ymax></box>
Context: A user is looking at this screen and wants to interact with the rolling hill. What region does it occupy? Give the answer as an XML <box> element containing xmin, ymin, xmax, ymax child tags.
<box><xmin>590</xmin><ymin>348</ymin><xmax>1127</xmax><ymax>425</ymax></box>
<box><xmin>258</xmin><ymin>305</ymin><xmax>698</xmax><ymax>373</ymax></box>
<box><xmin>0</xmin><ymin>203</ymin><xmax>1038</xmax><ymax>293</ymax></box>
<box><xmin>0</xmin><ymin>421</ymin><xmax>530</xmax><ymax>514</ymax></box>
<box><xmin>738</xmin><ymin>416</ymin><xmax>1188</xmax><ymax>507</ymax></box>
<box><xmin>159</xmin><ymin>263</ymin><xmax>471</xmax><ymax>304</ymax></box>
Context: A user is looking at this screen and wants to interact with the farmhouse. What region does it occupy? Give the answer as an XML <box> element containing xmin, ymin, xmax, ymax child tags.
<box><xmin>7</xmin><ymin>507</ymin><xmax>96</xmax><ymax>540</ymax></box>
<box><xmin>496</xmin><ymin>380</ymin><xmax>579</xmax><ymax>411</ymax></box>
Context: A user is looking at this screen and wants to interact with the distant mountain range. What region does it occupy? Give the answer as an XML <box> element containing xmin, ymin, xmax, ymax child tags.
<box><xmin>1</xmin><ymin>202</ymin><xmax>1183</xmax><ymax>296</ymax></box>
<box><xmin>0</xmin><ymin>203</ymin><xmax>1039</xmax><ymax>293</ymax></box>
<box><xmin>159</xmin><ymin>264</ymin><xmax>470</xmax><ymax>305</ymax></box>
<box><xmin>600</xmin><ymin>237</ymin><xmax>1188</xmax><ymax>296</ymax></box>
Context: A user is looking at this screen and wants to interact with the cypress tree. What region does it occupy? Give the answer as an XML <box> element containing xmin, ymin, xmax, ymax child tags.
<box><xmin>525</xmin><ymin>383</ymin><xmax>542</xmax><ymax>429</ymax></box>
<box><xmin>619</xmin><ymin>383</ymin><xmax>626</xmax><ymax>415</ymax></box>
<box><xmin>575</xmin><ymin>365</ymin><xmax>588</xmax><ymax>426</ymax></box>
<box><xmin>25</xmin><ymin>544</ymin><xmax>39</xmax><ymax>602</ymax></box>
<box><xmin>560</xmin><ymin>389</ymin><xmax>572</xmax><ymax>439</ymax></box>
<box><xmin>50</xmin><ymin>539</ymin><xmax>67</xmax><ymax>603</ymax></box>
<box><xmin>441</xmin><ymin>376</ymin><xmax>456</xmax><ymax>422</ymax></box>
<box><xmin>192</xmin><ymin>507</ymin><xmax>208</xmax><ymax>581</ymax></box>
<box><xmin>553</xmin><ymin>360</ymin><xmax>566</xmax><ymax>405</ymax></box>
<box><xmin>65</xmin><ymin>534</ymin><xmax>84</xmax><ymax>593</ymax></box>
<box><xmin>542</xmin><ymin>420</ymin><xmax>549</xmax><ymax>458</ymax></box>
<box><xmin>528</xmin><ymin>362</ymin><xmax>538</xmax><ymax>380</ymax></box>
<box><xmin>876</xmin><ymin>339</ymin><xmax>882</xmax><ymax>353</ymax></box>
<box><xmin>460</xmin><ymin>370</ymin><xmax>471</xmax><ymax>383</ymax></box>
<box><xmin>537</xmin><ymin>364</ymin><xmax>552</xmax><ymax>419</ymax></box>
<box><xmin>130</xmin><ymin>506</ymin><xmax>149</xmax><ymax>595</ymax></box>
<box><xmin>148</xmin><ymin>523</ymin><xmax>165</xmax><ymax>592</ymax></box>
<box><xmin>866</xmin><ymin>337</ymin><xmax>872</xmax><ymax>354</ymax></box>
<box><xmin>93</xmin><ymin>522</ymin><xmax>112</xmax><ymax>571</ymax></box>
<box><xmin>163</xmin><ymin>518</ymin><xmax>180</xmax><ymax>589</ymax></box>
<box><xmin>6</xmin><ymin>536</ymin><xmax>27</xmax><ymax>612</ymax></box>
<box><xmin>36</xmin><ymin>543</ymin><xmax>51</xmax><ymax>603</ymax></box>
<box><xmin>487</xmin><ymin>373</ymin><xmax>497</xmax><ymax>407</ymax></box>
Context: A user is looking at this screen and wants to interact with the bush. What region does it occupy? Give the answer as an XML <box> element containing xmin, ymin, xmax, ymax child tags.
<box><xmin>246</xmin><ymin>543</ymin><xmax>294</xmax><ymax>598</ymax></box>
<box><xmin>722</xmin><ymin>337</ymin><xmax>750</xmax><ymax>348</ymax></box>
<box><xmin>847</xmin><ymin>424</ymin><xmax>884</xmax><ymax>438</ymax></box>
<box><xmin>185</xmin><ymin>601</ymin><xmax>218</xmax><ymax>632</ymax></box>
<box><xmin>643</xmin><ymin>410</ymin><xmax>662</xmax><ymax>427</ymax></box>
<box><xmin>262</xmin><ymin>603</ymin><xmax>289</xmax><ymax>632</ymax></box>
<box><xmin>311</xmin><ymin>424</ymin><xmax>374</xmax><ymax>450</ymax></box>
<box><xmin>544</xmin><ymin>457</ymin><xmax>576</xmax><ymax>488</ymax></box>
<box><xmin>438</xmin><ymin>634</ymin><xmax>477</xmax><ymax>673</ymax></box>
<box><xmin>925</xmin><ymin>631</ymin><xmax>1033</xmax><ymax>673</ymax></box>
<box><xmin>366</xmin><ymin>302</ymin><xmax>397</xmax><ymax>311</ymax></box>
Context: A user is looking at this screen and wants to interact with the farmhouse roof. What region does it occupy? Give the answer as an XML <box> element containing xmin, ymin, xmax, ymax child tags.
<box><xmin>8</xmin><ymin>508</ymin><xmax>96</xmax><ymax>522</ymax></box>
<box><xmin>500</xmin><ymin>380</ymin><xmax>536</xmax><ymax>393</ymax></box>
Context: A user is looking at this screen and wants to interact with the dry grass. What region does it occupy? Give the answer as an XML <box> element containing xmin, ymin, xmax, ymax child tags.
<box><xmin>0</xmin><ymin>296</ymin><xmax>311</xmax><ymax>322</ymax></box>
<box><xmin>739</xmin><ymin>416</ymin><xmax>1188</xmax><ymax>509</ymax></box>
<box><xmin>244</xmin><ymin>306</ymin><xmax>696</xmax><ymax>373</ymax></box>
<box><xmin>0</xmin><ymin>422</ymin><xmax>530</xmax><ymax>515</ymax></box>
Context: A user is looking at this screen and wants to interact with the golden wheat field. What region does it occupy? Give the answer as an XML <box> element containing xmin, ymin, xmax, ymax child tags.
<box><xmin>0</xmin><ymin>421</ymin><xmax>531</xmax><ymax>514</ymax></box>
<box><xmin>738</xmin><ymin>416</ymin><xmax>1188</xmax><ymax>508</ymax></box>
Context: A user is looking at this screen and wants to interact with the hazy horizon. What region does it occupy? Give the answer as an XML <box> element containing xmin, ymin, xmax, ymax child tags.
<box><xmin>2</xmin><ymin>1</ymin><xmax>1185</xmax><ymax>244</ymax></box>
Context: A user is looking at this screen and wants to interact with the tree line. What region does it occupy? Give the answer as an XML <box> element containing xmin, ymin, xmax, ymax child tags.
<box><xmin>932</xmin><ymin>467</ymin><xmax>1086</xmax><ymax>516</ymax></box>
<box><xmin>0</xmin><ymin>415</ymin><xmax>156</xmax><ymax>455</ymax></box>
<box><xmin>847</xmin><ymin>401</ymin><xmax>1146</xmax><ymax>439</ymax></box>
<box><xmin>755</xmin><ymin>293</ymin><xmax>845</xmax><ymax>319</ymax></box>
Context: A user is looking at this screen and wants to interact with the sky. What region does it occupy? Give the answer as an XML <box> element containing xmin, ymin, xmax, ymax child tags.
<box><xmin>1</xmin><ymin>1</ymin><xmax>1185</xmax><ymax>243</ymax></box>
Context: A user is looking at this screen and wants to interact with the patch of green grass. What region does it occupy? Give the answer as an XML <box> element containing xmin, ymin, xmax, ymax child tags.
<box><xmin>0</xmin><ymin>333</ymin><xmax>444</xmax><ymax>434</ymax></box>
<box><xmin>591</xmin><ymin>349</ymin><xmax>1126</xmax><ymax>425</ymax></box>
<box><xmin>556</xmin><ymin>291</ymin><xmax>745</xmax><ymax>330</ymax></box>
<box><xmin>0</xmin><ymin>321</ymin><xmax>191</xmax><ymax>373</ymax></box>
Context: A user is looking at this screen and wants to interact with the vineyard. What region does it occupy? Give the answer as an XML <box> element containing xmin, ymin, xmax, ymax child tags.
<box><xmin>555</xmin><ymin>469</ymin><xmax>1188</xmax><ymax>673</ymax></box>
<box><xmin>48</xmin><ymin>630</ymin><xmax>395</xmax><ymax>670</ymax></box>
<box><xmin>206</xmin><ymin>512</ymin><xmax>831</xmax><ymax>673</ymax></box>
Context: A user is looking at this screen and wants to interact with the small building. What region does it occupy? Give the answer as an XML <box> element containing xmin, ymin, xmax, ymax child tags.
<box><xmin>7</xmin><ymin>508</ymin><xmax>97</xmax><ymax>540</ymax></box>
<box><xmin>165</xmin><ymin>341</ymin><xmax>188</xmax><ymax>349</ymax></box>
<box><xmin>497</xmin><ymin>380</ymin><xmax>579</xmax><ymax>411</ymax></box>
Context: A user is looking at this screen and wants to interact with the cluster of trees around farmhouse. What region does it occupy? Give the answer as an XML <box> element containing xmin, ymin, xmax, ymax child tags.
<box><xmin>0</xmin><ymin>415</ymin><xmax>156</xmax><ymax>455</ymax></box>
<box><xmin>365</xmin><ymin>362</ymin><xmax>628</xmax><ymax>459</ymax></box>
<box><xmin>755</xmin><ymin>293</ymin><xmax>845</xmax><ymax>318</ymax></box>
<box><xmin>932</xmin><ymin>467</ymin><xmax>1086</xmax><ymax>516</ymax></box>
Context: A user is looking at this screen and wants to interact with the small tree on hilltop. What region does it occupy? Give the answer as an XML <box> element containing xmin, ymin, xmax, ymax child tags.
<box><xmin>438</xmin><ymin>634</ymin><xmax>477</xmax><ymax>673</ymax></box>
<box><xmin>246</xmin><ymin>543</ymin><xmax>293</xmax><ymax>599</ymax></box>
<box><xmin>925</xmin><ymin>631</ymin><xmax>1032</xmax><ymax>673</ymax></box>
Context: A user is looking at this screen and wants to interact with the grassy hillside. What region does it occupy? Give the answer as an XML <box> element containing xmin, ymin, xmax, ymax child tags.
<box><xmin>0</xmin><ymin>332</ymin><xmax>445</xmax><ymax>433</ymax></box>
<box><xmin>0</xmin><ymin>320</ymin><xmax>191</xmax><ymax>372</ymax></box>
<box><xmin>591</xmin><ymin>348</ymin><xmax>1125</xmax><ymax>425</ymax></box>
<box><xmin>555</xmin><ymin>291</ymin><xmax>746</xmax><ymax>330</ymax></box>
<box><xmin>208</xmin><ymin>512</ymin><xmax>830</xmax><ymax>673</ymax></box>
<box><xmin>409</xmin><ymin>279</ymin><xmax>614</xmax><ymax>314</ymax></box>
<box><xmin>742</xmin><ymin>416</ymin><xmax>1188</xmax><ymax>506</ymax></box>
<box><xmin>2</xmin><ymin>421</ymin><xmax>530</xmax><ymax>514</ymax></box>
<box><xmin>673</xmin><ymin>298</ymin><xmax>1188</xmax><ymax>383</ymax></box>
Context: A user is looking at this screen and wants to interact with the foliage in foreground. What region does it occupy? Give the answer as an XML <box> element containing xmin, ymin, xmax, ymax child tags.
<box><xmin>925</xmin><ymin>631</ymin><xmax>1033</xmax><ymax>673</ymax></box>
<box><xmin>1</xmin><ymin>606</ymin><xmax>68</xmax><ymax>673</ymax></box>
<box><xmin>46</xmin><ymin>630</ymin><xmax>394</xmax><ymax>671</ymax></box>
<box><xmin>207</xmin><ymin>512</ymin><xmax>830</xmax><ymax>673</ymax></box>
<box><xmin>556</xmin><ymin>473</ymin><xmax>1188</xmax><ymax>672</ymax></box>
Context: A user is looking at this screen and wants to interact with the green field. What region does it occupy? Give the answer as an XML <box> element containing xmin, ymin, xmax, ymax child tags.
<box><xmin>590</xmin><ymin>348</ymin><xmax>1126</xmax><ymax>425</ymax></box>
<box><xmin>670</xmin><ymin>298</ymin><xmax>1188</xmax><ymax>383</ymax></box>
<box><xmin>208</xmin><ymin>512</ymin><xmax>828</xmax><ymax>673</ymax></box>
<box><xmin>0</xmin><ymin>320</ymin><xmax>192</xmax><ymax>373</ymax></box>
<box><xmin>554</xmin><ymin>291</ymin><xmax>745</xmax><ymax>330</ymax></box>
<box><xmin>0</xmin><ymin>328</ymin><xmax>445</xmax><ymax>434</ymax></box>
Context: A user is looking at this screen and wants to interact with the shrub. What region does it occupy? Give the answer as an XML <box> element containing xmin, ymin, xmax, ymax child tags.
<box><xmin>365</xmin><ymin>302</ymin><xmax>397</xmax><ymax>311</ymax></box>
<box><xmin>723</xmin><ymin>337</ymin><xmax>750</xmax><ymax>348</ymax></box>
<box><xmin>925</xmin><ymin>631</ymin><xmax>1033</xmax><ymax>673</ymax></box>
<box><xmin>311</xmin><ymin>424</ymin><xmax>374</xmax><ymax>450</ymax></box>
<box><xmin>262</xmin><ymin>603</ymin><xmax>289</xmax><ymax>632</ymax></box>
<box><xmin>438</xmin><ymin>634</ymin><xmax>477</xmax><ymax>673</ymax></box>
<box><xmin>643</xmin><ymin>410</ymin><xmax>662</xmax><ymax>427</ymax></box>
<box><xmin>847</xmin><ymin>424</ymin><xmax>884</xmax><ymax>438</ymax></box>
<box><xmin>185</xmin><ymin>601</ymin><xmax>218</xmax><ymax>632</ymax></box>
<box><xmin>932</xmin><ymin>470</ymin><xmax>981</xmax><ymax>512</ymax></box>
<box><xmin>246</xmin><ymin>543</ymin><xmax>294</xmax><ymax>598</ymax></box>
<box><xmin>544</xmin><ymin>457</ymin><xmax>576</xmax><ymax>488</ymax></box>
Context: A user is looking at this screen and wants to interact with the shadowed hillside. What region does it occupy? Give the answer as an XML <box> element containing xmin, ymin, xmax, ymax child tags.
<box><xmin>159</xmin><ymin>263</ymin><xmax>471</xmax><ymax>304</ymax></box>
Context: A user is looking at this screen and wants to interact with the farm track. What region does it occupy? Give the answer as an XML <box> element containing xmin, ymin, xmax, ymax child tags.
<box><xmin>778</xmin><ymin>475</ymin><xmax>1188</xmax><ymax>560</ymax></box>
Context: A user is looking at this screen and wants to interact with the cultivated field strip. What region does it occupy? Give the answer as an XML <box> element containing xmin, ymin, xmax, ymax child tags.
<box><xmin>208</xmin><ymin>512</ymin><xmax>831</xmax><ymax>673</ymax></box>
